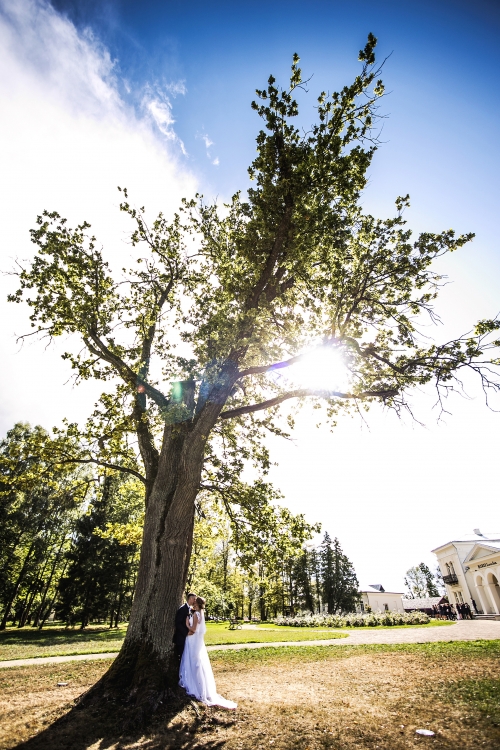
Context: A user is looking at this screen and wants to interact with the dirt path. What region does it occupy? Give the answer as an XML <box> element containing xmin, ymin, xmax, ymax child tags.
<box><xmin>0</xmin><ymin>620</ymin><xmax>498</xmax><ymax>670</ymax></box>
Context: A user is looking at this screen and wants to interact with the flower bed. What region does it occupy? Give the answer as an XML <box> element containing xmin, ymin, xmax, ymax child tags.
<box><xmin>273</xmin><ymin>611</ymin><xmax>430</xmax><ymax>627</ymax></box>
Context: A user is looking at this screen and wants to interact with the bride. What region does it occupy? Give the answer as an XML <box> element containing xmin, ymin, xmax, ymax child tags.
<box><xmin>179</xmin><ymin>596</ymin><xmax>237</xmax><ymax>709</ymax></box>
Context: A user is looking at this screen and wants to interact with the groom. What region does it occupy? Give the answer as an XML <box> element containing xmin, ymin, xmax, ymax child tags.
<box><xmin>173</xmin><ymin>592</ymin><xmax>196</xmax><ymax>665</ymax></box>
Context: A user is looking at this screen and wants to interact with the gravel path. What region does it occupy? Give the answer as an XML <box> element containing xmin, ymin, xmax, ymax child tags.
<box><xmin>1</xmin><ymin>620</ymin><xmax>498</xmax><ymax>669</ymax></box>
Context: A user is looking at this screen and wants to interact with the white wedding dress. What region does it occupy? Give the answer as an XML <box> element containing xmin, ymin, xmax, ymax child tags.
<box><xmin>179</xmin><ymin>610</ymin><xmax>237</xmax><ymax>709</ymax></box>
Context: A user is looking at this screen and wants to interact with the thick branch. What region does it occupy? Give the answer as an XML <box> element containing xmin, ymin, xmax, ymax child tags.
<box><xmin>84</xmin><ymin>330</ymin><xmax>169</xmax><ymax>410</ymax></box>
<box><xmin>244</xmin><ymin>204</ymin><xmax>293</xmax><ymax>311</ymax></box>
<box><xmin>55</xmin><ymin>457</ymin><xmax>146</xmax><ymax>484</ymax></box>
<box><xmin>139</xmin><ymin>278</ymin><xmax>175</xmax><ymax>380</ymax></box>
<box><xmin>238</xmin><ymin>352</ymin><xmax>307</xmax><ymax>378</ymax></box>
<box><xmin>219</xmin><ymin>387</ymin><xmax>398</xmax><ymax>419</ymax></box>
<box><xmin>237</xmin><ymin>338</ymin><xmax>407</xmax><ymax>381</ymax></box>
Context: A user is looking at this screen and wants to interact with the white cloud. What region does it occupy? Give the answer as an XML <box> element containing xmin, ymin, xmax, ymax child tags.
<box><xmin>165</xmin><ymin>80</ymin><xmax>187</xmax><ymax>97</ymax></box>
<box><xmin>0</xmin><ymin>0</ymin><xmax>197</xmax><ymax>433</ymax></box>
<box><xmin>200</xmin><ymin>133</ymin><xmax>214</xmax><ymax>149</ymax></box>
<box><xmin>196</xmin><ymin>131</ymin><xmax>219</xmax><ymax>165</ymax></box>
<box><xmin>143</xmin><ymin>94</ymin><xmax>187</xmax><ymax>153</ymax></box>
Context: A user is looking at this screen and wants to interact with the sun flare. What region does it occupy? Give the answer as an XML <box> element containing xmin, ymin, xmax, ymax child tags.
<box><xmin>287</xmin><ymin>346</ymin><xmax>349</xmax><ymax>392</ymax></box>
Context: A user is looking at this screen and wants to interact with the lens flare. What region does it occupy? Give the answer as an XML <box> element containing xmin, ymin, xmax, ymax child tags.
<box><xmin>288</xmin><ymin>346</ymin><xmax>348</xmax><ymax>392</ymax></box>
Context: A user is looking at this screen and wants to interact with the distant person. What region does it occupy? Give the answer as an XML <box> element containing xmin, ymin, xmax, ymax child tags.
<box><xmin>463</xmin><ymin>602</ymin><xmax>472</xmax><ymax>619</ymax></box>
<box><xmin>471</xmin><ymin>598</ymin><xmax>479</xmax><ymax>614</ymax></box>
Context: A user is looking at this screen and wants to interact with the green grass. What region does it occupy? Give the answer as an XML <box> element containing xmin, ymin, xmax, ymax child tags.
<box><xmin>209</xmin><ymin>638</ymin><xmax>500</xmax><ymax>666</ymax></box>
<box><xmin>0</xmin><ymin>618</ymin><xmax>454</xmax><ymax>661</ymax></box>
<box><xmin>441</xmin><ymin>677</ymin><xmax>500</xmax><ymax>725</ymax></box>
<box><xmin>0</xmin><ymin>624</ymin><xmax>128</xmax><ymax>661</ymax></box>
<box><xmin>204</xmin><ymin>622</ymin><xmax>347</xmax><ymax>645</ymax></box>
<box><xmin>0</xmin><ymin>622</ymin><xmax>346</xmax><ymax>661</ymax></box>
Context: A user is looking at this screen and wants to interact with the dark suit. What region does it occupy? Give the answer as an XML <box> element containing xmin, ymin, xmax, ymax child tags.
<box><xmin>173</xmin><ymin>602</ymin><xmax>190</xmax><ymax>661</ymax></box>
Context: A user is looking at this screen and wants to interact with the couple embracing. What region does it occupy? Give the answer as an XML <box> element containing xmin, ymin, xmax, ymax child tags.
<box><xmin>174</xmin><ymin>592</ymin><xmax>237</xmax><ymax>709</ymax></box>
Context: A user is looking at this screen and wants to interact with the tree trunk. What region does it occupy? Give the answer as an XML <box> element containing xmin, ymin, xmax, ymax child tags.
<box><xmin>0</xmin><ymin>540</ymin><xmax>37</xmax><ymax>630</ymax></box>
<box><xmin>83</xmin><ymin>414</ymin><xmax>211</xmax><ymax>722</ymax></box>
<box><xmin>33</xmin><ymin>542</ymin><xmax>64</xmax><ymax>628</ymax></box>
<box><xmin>38</xmin><ymin>561</ymin><xmax>68</xmax><ymax>630</ymax></box>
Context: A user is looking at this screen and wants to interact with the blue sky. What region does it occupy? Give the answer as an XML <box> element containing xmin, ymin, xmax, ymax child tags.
<box><xmin>0</xmin><ymin>0</ymin><xmax>499</xmax><ymax>590</ymax></box>
<box><xmin>52</xmin><ymin>0</ymin><xmax>500</xmax><ymax>210</ymax></box>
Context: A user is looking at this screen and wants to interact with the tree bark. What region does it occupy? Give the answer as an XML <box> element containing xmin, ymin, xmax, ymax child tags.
<box><xmin>83</xmin><ymin>411</ymin><xmax>211</xmax><ymax>722</ymax></box>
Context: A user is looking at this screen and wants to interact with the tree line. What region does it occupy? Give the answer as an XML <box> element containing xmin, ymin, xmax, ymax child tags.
<box><xmin>0</xmin><ymin>422</ymin><xmax>359</xmax><ymax>629</ymax></box>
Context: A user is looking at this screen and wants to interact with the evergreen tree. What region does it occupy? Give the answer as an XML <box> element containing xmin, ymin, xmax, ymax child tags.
<box><xmin>292</xmin><ymin>549</ymin><xmax>315</xmax><ymax>613</ymax></box>
<box><xmin>319</xmin><ymin>533</ymin><xmax>359</xmax><ymax>614</ymax></box>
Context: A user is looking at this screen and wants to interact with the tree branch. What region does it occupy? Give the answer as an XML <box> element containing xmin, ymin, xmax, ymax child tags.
<box><xmin>84</xmin><ymin>330</ymin><xmax>170</xmax><ymax>410</ymax></box>
<box><xmin>238</xmin><ymin>352</ymin><xmax>308</xmax><ymax>378</ymax></box>
<box><xmin>54</xmin><ymin>457</ymin><xmax>146</xmax><ymax>484</ymax></box>
<box><xmin>219</xmin><ymin>386</ymin><xmax>399</xmax><ymax>419</ymax></box>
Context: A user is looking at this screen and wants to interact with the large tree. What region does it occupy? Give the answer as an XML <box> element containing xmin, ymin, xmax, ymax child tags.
<box><xmin>9</xmin><ymin>36</ymin><xmax>500</xmax><ymax>719</ymax></box>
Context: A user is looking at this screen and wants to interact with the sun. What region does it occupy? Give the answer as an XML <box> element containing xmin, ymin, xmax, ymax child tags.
<box><xmin>286</xmin><ymin>346</ymin><xmax>349</xmax><ymax>392</ymax></box>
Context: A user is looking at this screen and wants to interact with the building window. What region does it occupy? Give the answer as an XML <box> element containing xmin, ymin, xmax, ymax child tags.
<box><xmin>445</xmin><ymin>563</ymin><xmax>451</xmax><ymax>575</ymax></box>
<box><xmin>449</xmin><ymin>562</ymin><xmax>456</xmax><ymax>575</ymax></box>
<box><xmin>384</xmin><ymin>604</ymin><xmax>389</xmax><ymax>612</ymax></box>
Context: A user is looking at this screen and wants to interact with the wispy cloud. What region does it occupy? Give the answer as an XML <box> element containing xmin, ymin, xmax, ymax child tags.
<box><xmin>143</xmin><ymin>87</ymin><xmax>187</xmax><ymax>154</ymax></box>
<box><xmin>0</xmin><ymin>0</ymin><xmax>196</xmax><ymax>431</ymax></box>
<box><xmin>201</xmin><ymin>134</ymin><xmax>214</xmax><ymax>149</ymax></box>
<box><xmin>165</xmin><ymin>80</ymin><xmax>187</xmax><ymax>97</ymax></box>
<box><xmin>197</xmin><ymin>131</ymin><xmax>219</xmax><ymax>166</ymax></box>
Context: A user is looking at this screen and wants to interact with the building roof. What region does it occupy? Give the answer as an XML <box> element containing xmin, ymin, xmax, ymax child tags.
<box><xmin>402</xmin><ymin>596</ymin><xmax>444</xmax><ymax>610</ymax></box>
<box><xmin>432</xmin><ymin>535</ymin><xmax>500</xmax><ymax>553</ymax></box>
<box><xmin>464</xmin><ymin>541</ymin><xmax>500</xmax><ymax>563</ymax></box>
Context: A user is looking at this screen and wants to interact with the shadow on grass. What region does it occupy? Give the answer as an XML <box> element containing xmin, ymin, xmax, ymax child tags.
<box><xmin>0</xmin><ymin>625</ymin><xmax>127</xmax><ymax>648</ymax></box>
<box><xmin>11</xmin><ymin>691</ymin><xmax>233</xmax><ymax>750</ymax></box>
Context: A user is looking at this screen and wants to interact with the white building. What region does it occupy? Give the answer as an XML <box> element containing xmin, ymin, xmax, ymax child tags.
<box><xmin>358</xmin><ymin>584</ymin><xmax>405</xmax><ymax>613</ymax></box>
<box><xmin>432</xmin><ymin>530</ymin><xmax>500</xmax><ymax>618</ymax></box>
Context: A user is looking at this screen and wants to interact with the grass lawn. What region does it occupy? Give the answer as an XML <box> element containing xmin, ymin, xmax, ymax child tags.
<box><xmin>0</xmin><ymin>640</ymin><xmax>498</xmax><ymax>749</ymax></box>
<box><xmin>0</xmin><ymin>622</ymin><xmax>347</xmax><ymax>661</ymax></box>
<box><xmin>0</xmin><ymin>621</ymin><xmax>455</xmax><ymax>661</ymax></box>
<box><xmin>0</xmin><ymin>620</ymin><xmax>455</xmax><ymax>662</ymax></box>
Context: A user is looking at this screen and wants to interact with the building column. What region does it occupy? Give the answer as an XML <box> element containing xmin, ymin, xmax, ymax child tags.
<box><xmin>486</xmin><ymin>585</ymin><xmax>500</xmax><ymax>614</ymax></box>
<box><xmin>485</xmin><ymin>574</ymin><xmax>500</xmax><ymax>615</ymax></box>
<box><xmin>475</xmin><ymin>583</ymin><xmax>490</xmax><ymax>615</ymax></box>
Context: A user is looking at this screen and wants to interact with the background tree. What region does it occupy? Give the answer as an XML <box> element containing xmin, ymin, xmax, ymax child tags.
<box><xmin>319</xmin><ymin>533</ymin><xmax>359</xmax><ymax>614</ymax></box>
<box><xmin>8</xmin><ymin>35</ymin><xmax>500</xmax><ymax>719</ymax></box>
<box><xmin>57</xmin><ymin>474</ymin><xmax>142</xmax><ymax>629</ymax></box>
<box><xmin>404</xmin><ymin>562</ymin><xmax>441</xmax><ymax>599</ymax></box>
<box><xmin>0</xmin><ymin>424</ymin><xmax>88</xmax><ymax>630</ymax></box>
